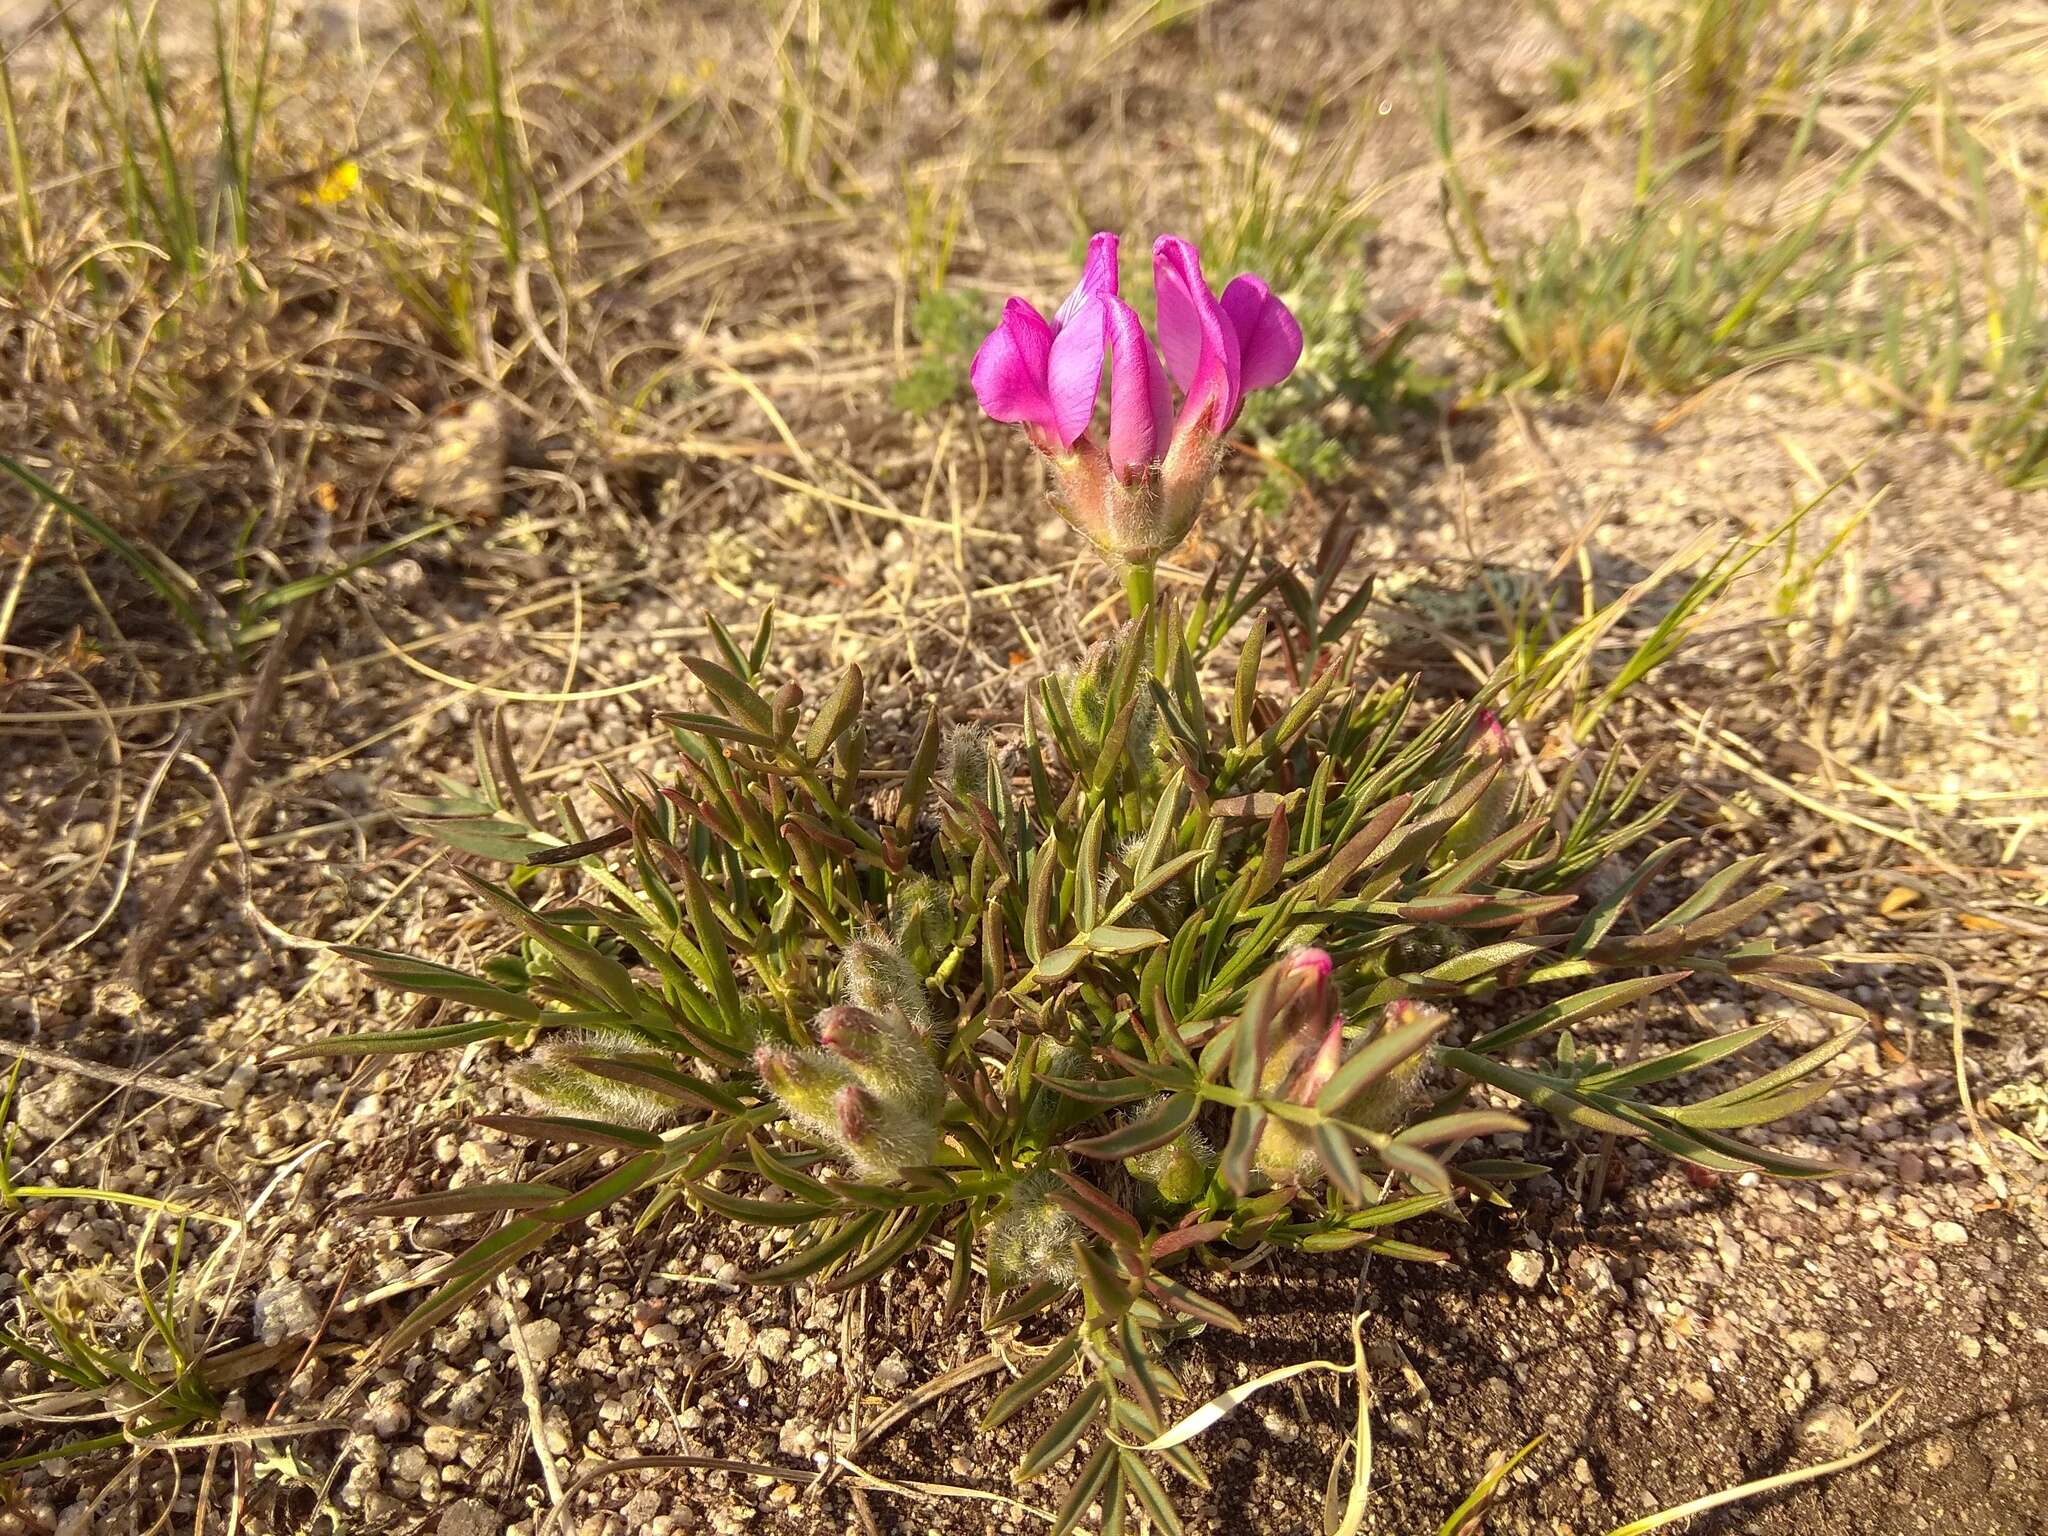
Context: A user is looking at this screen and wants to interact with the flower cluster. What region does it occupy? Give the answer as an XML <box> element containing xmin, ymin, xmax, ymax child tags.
<box><xmin>971</xmin><ymin>232</ymin><xmax>1303</xmax><ymax>565</ymax></box>
<box><xmin>753</xmin><ymin>935</ymin><xmax>946</xmax><ymax>1180</ymax></box>
<box><xmin>1251</xmin><ymin>949</ymin><xmax>1442</xmax><ymax>1186</ymax></box>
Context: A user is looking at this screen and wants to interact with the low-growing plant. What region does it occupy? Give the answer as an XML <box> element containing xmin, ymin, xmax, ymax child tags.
<box><xmin>1536</xmin><ymin>0</ymin><xmax>1921</xmax><ymax>174</ymax></box>
<box><xmin>1233</xmin><ymin>274</ymin><xmax>1440</xmax><ymax>515</ymax></box>
<box><xmin>311</xmin><ymin>233</ymin><xmax>1862</xmax><ymax>1530</ymax></box>
<box><xmin>892</xmin><ymin>287</ymin><xmax>991</xmax><ymax>414</ymax></box>
<box><xmin>0</xmin><ymin>1068</ymin><xmax>252</xmax><ymax>1474</ymax></box>
<box><xmin>1434</xmin><ymin>79</ymin><xmax>1914</xmax><ymax>395</ymax></box>
<box><xmin>1841</xmin><ymin>205</ymin><xmax>2048</xmax><ymax>490</ymax></box>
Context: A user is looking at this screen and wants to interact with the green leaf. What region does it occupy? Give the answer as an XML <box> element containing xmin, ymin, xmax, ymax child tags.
<box><xmin>456</xmin><ymin>871</ymin><xmax>640</xmax><ymax>1015</ymax></box>
<box><xmin>986</xmin><ymin>1280</ymin><xmax>1071</xmax><ymax>1330</ymax></box>
<box><xmin>400</xmin><ymin>814</ymin><xmax>556</xmax><ymax>862</ymax></box>
<box><xmin>1120</xmin><ymin>1450</ymin><xmax>1185</xmax><ymax>1536</ymax></box>
<box><xmin>682</xmin><ymin>653</ymin><xmax>775</xmax><ymax>733</ymax></box>
<box><xmin>743</xmin><ymin>1213</ymin><xmax>881</xmax><ymax>1286</ymax></box>
<box><xmin>802</xmin><ymin>663</ymin><xmax>863</xmax><ymax>759</ymax></box>
<box><xmin>476</xmin><ymin>1113</ymin><xmax>667</xmax><ymax>1152</ymax></box>
<box><xmin>982</xmin><ymin>1331</ymin><xmax>1084</xmax><ymax>1431</ymax></box>
<box><xmin>1467</xmin><ymin>972</ymin><xmax>1692</xmax><ymax>1054</ymax></box>
<box><xmin>1232</xmin><ymin>612</ymin><xmax>1267</xmax><ymax>747</ymax></box>
<box><xmin>822</xmin><ymin>1202</ymin><xmax>945</xmax><ymax>1292</ymax></box>
<box><xmin>1687</xmin><ymin>1026</ymin><xmax>1860</xmax><ymax>1110</ymax></box>
<box><xmin>687</xmin><ymin>1185</ymin><xmax>832</xmax><ymax>1226</ymax></box>
<box><xmin>1570</xmin><ymin>842</ymin><xmax>1688</xmax><ymax>955</ymax></box>
<box><xmin>1014</xmin><ymin>1379</ymin><xmax>1108</xmax><ymax>1484</ymax></box>
<box><xmin>1317</xmin><ymin>1012</ymin><xmax>1444</xmax><ymax>1113</ymax></box>
<box><xmin>1435</xmin><ymin>1435</ymin><xmax>1544</xmax><ymax>1536</ymax></box>
<box><xmin>1578</xmin><ymin>1021</ymin><xmax>1779</xmax><ymax>1093</ymax></box>
<box><xmin>1033</xmin><ymin>945</ymin><xmax>1087</xmax><ymax>984</ymax></box>
<box><xmin>1647</xmin><ymin>854</ymin><xmax>1765</xmax><ymax>931</ymax></box>
<box><xmin>898</xmin><ymin>704</ymin><xmax>943</xmax><ymax>832</ymax></box>
<box><xmin>0</xmin><ymin>454</ymin><xmax>209</xmax><ymax>642</ymax></box>
<box><xmin>1048</xmin><ymin>1171</ymin><xmax>1143</xmax><ymax>1255</ymax></box>
<box><xmin>679</xmin><ymin>861</ymin><xmax>746</xmax><ymax>1028</ymax></box>
<box><xmin>1066</xmin><ymin>1093</ymin><xmax>1198</xmax><ymax>1161</ymax></box>
<box><xmin>1052</xmin><ymin>1440</ymin><xmax>1118</xmax><ymax>1536</ymax></box>
<box><xmin>1663</xmin><ymin>1076</ymin><xmax>1838</xmax><ymax>1130</ymax></box>
<box><xmin>1219</xmin><ymin>1103</ymin><xmax>1266</xmax><ymax>1195</ymax></box>
<box><xmin>1393</xmin><ymin>1110</ymin><xmax>1527</xmax><ymax>1148</ymax></box>
<box><xmin>281</xmin><ymin>1017</ymin><xmax>526</xmax><ymax>1058</ymax></box>
<box><xmin>1145</xmin><ymin>1274</ymin><xmax>1243</xmax><ymax>1333</ymax></box>
<box><xmin>1314</xmin><ymin>794</ymin><xmax>1413</xmax><ymax>900</ymax></box>
<box><xmin>332</xmin><ymin>946</ymin><xmax>542</xmax><ymax>1021</ymax></box>
<box><xmin>359</xmin><ymin>1182</ymin><xmax>568</xmax><ymax>1217</ymax></box>
<box><xmin>1083</xmin><ymin>924</ymin><xmax>1167</xmax><ymax>956</ymax></box>
<box><xmin>1414</xmin><ymin>938</ymin><xmax>1552</xmax><ymax>986</ymax></box>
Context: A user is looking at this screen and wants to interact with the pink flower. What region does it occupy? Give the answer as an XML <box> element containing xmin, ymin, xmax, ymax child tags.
<box><xmin>970</xmin><ymin>232</ymin><xmax>1302</xmax><ymax>564</ymax></box>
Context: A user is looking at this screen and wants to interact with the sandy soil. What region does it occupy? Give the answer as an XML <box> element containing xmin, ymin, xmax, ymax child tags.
<box><xmin>1</xmin><ymin>3</ymin><xmax>2044</xmax><ymax>1534</ymax></box>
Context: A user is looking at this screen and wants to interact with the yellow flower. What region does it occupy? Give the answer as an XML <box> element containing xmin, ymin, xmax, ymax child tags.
<box><xmin>312</xmin><ymin>160</ymin><xmax>360</xmax><ymax>206</ymax></box>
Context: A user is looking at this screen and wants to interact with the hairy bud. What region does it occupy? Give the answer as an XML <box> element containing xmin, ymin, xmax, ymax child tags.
<box><xmin>891</xmin><ymin>875</ymin><xmax>953</xmax><ymax>979</ymax></box>
<box><xmin>842</xmin><ymin>932</ymin><xmax>933</xmax><ymax>1035</ymax></box>
<box><xmin>1386</xmin><ymin>923</ymin><xmax>1470</xmax><ymax>977</ymax></box>
<box><xmin>753</xmin><ymin>1043</ymin><xmax>844</xmax><ymax>1130</ymax></box>
<box><xmin>985</xmin><ymin>1172</ymin><xmax>1082</xmax><ymax>1293</ymax></box>
<box><xmin>818</xmin><ymin>1003</ymin><xmax>945</xmax><ymax>1120</ymax></box>
<box><xmin>1063</xmin><ymin>625</ymin><xmax>1158</xmax><ymax>772</ymax></box>
<box><xmin>940</xmin><ymin>724</ymin><xmax>992</xmax><ymax>804</ymax></box>
<box><xmin>509</xmin><ymin>1029</ymin><xmax>678</xmax><ymax>1131</ymax></box>
<box><xmin>1125</xmin><ymin>1099</ymin><xmax>1214</xmax><ymax>1204</ymax></box>
<box><xmin>755</xmin><ymin>956</ymin><xmax>951</xmax><ymax>1182</ymax></box>
<box><xmin>754</xmin><ymin>1031</ymin><xmax>943</xmax><ymax>1182</ymax></box>
<box><xmin>1344</xmin><ymin>998</ymin><xmax>1443</xmax><ymax>1133</ymax></box>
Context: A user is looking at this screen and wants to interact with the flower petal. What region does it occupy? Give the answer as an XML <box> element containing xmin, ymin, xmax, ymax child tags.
<box><xmin>1220</xmin><ymin>274</ymin><xmax>1304</xmax><ymax>393</ymax></box>
<box><xmin>970</xmin><ymin>298</ymin><xmax>1059</xmax><ymax>435</ymax></box>
<box><xmin>1152</xmin><ymin>235</ymin><xmax>1206</xmax><ymax>390</ymax></box>
<box><xmin>1154</xmin><ymin>235</ymin><xmax>1241</xmax><ymax>431</ymax></box>
<box><xmin>1054</xmin><ymin>231</ymin><xmax>1121</xmax><ymax>329</ymax></box>
<box><xmin>1103</xmin><ymin>295</ymin><xmax>1168</xmax><ymax>474</ymax></box>
<box><xmin>1046</xmin><ymin>295</ymin><xmax>1111</xmax><ymax>448</ymax></box>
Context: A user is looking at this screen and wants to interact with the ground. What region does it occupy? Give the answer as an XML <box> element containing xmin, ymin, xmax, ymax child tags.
<box><xmin>1</xmin><ymin>2</ymin><xmax>2045</xmax><ymax>1534</ymax></box>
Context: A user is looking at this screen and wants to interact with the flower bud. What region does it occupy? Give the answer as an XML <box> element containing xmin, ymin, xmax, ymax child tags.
<box><xmin>1125</xmin><ymin>1101</ymin><xmax>1214</xmax><ymax>1204</ymax></box>
<box><xmin>985</xmin><ymin>1173</ymin><xmax>1082</xmax><ymax>1293</ymax></box>
<box><xmin>755</xmin><ymin>1028</ymin><xmax>944</xmax><ymax>1183</ymax></box>
<box><xmin>842</xmin><ymin>932</ymin><xmax>933</xmax><ymax>1035</ymax></box>
<box><xmin>941</xmin><ymin>724</ymin><xmax>992</xmax><ymax>804</ymax></box>
<box><xmin>817</xmin><ymin>1003</ymin><xmax>944</xmax><ymax>1120</ymax></box>
<box><xmin>1250</xmin><ymin>949</ymin><xmax>1345</xmax><ymax>1187</ymax></box>
<box><xmin>831</xmin><ymin>1082</ymin><xmax>940</xmax><ymax>1182</ymax></box>
<box><xmin>510</xmin><ymin>1030</ymin><xmax>677</xmax><ymax>1131</ymax></box>
<box><xmin>1257</xmin><ymin>948</ymin><xmax>1342</xmax><ymax>1100</ymax></box>
<box><xmin>1386</xmin><ymin>923</ymin><xmax>1469</xmax><ymax>977</ymax></box>
<box><xmin>1062</xmin><ymin>625</ymin><xmax>1157</xmax><ymax>770</ymax></box>
<box><xmin>753</xmin><ymin>1043</ymin><xmax>843</xmax><ymax>1131</ymax></box>
<box><xmin>1343</xmin><ymin>998</ymin><xmax>1443</xmax><ymax>1134</ymax></box>
<box><xmin>1443</xmin><ymin>710</ymin><xmax>1517</xmax><ymax>862</ymax></box>
<box><xmin>891</xmin><ymin>875</ymin><xmax>953</xmax><ymax>979</ymax></box>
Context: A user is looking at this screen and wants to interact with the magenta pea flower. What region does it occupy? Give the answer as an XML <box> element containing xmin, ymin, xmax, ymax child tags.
<box><xmin>971</xmin><ymin>232</ymin><xmax>1302</xmax><ymax>570</ymax></box>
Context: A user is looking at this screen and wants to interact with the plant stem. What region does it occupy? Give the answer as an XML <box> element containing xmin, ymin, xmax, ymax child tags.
<box><xmin>1124</xmin><ymin>562</ymin><xmax>1155</xmax><ymax>624</ymax></box>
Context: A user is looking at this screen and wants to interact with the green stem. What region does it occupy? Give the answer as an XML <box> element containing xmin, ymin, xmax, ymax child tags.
<box><xmin>1124</xmin><ymin>562</ymin><xmax>1156</xmax><ymax>625</ymax></box>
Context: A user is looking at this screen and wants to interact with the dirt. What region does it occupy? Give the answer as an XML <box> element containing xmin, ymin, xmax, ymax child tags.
<box><xmin>2</xmin><ymin>2</ymin><xmax>2045</xmax><ymax>1534</ymax></box>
